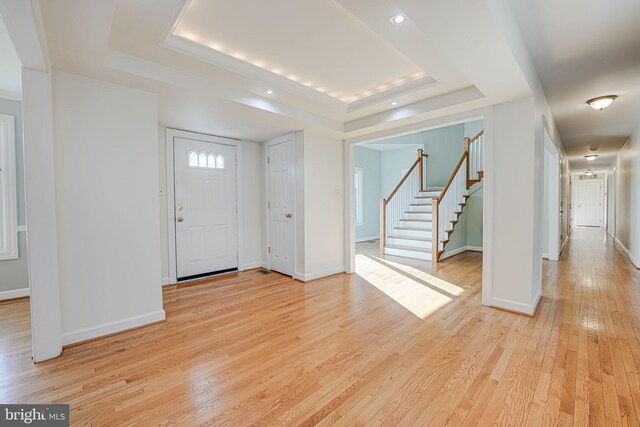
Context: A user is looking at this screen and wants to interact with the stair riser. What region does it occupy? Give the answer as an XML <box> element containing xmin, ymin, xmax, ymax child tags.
<box><xmin>408</xmin><ymin>205</ymin><xmax>433</xmax><ymax>212</ymax></box>
<box><xmin>418</xmin><ymin>191</ymin><xmax>440</xmax><ymax>197</ymax></box>
<box><xmin>394</xmin><ymin>229</ymin><xmax>433</xmax><ymax>239</ymax></box>
<box><xmin>387</xmin><ymin>237</ymin><xmax>432</xmax><ymax>250</ymax></box>
<box><xmin>404</xmin><ymin>213</ymin><xmax>432</xmax><ymax>221</ymax></box>
<box><xmin>399</xmin><ymin>221</ymin><xmax>432</xmax><ymax>230</ymax></box>
<box><xmin>385</xmin><ymin>247</ymin><xmax>432</xmax><ymax>261</ymax></box>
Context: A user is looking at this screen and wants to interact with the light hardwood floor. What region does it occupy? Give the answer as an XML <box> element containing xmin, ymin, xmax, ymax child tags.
<box><xmin>1</xmin><ymin>228</ymin><xmax>640</xmax><ymax>426</ymax></box>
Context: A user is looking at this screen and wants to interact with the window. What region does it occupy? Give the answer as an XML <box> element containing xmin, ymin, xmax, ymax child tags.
<box><xmin>0</xmin><ymin>114</ymin><xmax>17</xmax><ymax>260</ymax></box>
<box><xmin>188</xmin><ymin>150</ymin><xmax>226</xmax><ymax>169</ymax></box>
<box><xmin>354</xmin><ymin>167</ymin><xmax>363</xmax><ymax>226</ymax></box>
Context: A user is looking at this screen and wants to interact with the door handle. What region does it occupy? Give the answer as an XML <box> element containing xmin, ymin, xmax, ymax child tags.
<box><xmin>285</xmin><ymin>213</ymin><xmax>293</xmax><ymax>218</ymax></box>
<box><xmin>177</xmin><ymin>216</ymin><xmax>184</xmax><ymax>223</ymax></box>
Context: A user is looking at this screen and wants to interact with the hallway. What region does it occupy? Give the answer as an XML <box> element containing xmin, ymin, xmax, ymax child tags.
<box><xmin>0</xmin><ymin>228</ymin><xmax>639</xmax><ymax>425</ymax></box>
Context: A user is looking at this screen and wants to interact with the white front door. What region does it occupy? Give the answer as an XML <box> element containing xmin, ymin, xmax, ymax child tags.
<box><xmin>267</xmin><ymin>139</ymin><xmax>295</xmax><ymax>276</ymax></box>
<box><xmin>174</xmin><ymin>137</ymin><xmax>238</xmax><ymax>280</ymax></box>
<box><xmin>576</xmin><ymin>180</ymin><xmax>604</xmax><ymax>227</ymax></box>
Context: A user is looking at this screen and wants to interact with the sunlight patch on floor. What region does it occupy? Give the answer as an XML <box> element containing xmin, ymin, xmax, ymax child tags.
<box><xmin>369</xmin><ymin>255</ymin><xmax>465</xmax><ymax>296</ymax></box>
<box><xmin>355</xmin><ymin>254</ymin><xmax>463</xmax><ymax>319</ymax></box>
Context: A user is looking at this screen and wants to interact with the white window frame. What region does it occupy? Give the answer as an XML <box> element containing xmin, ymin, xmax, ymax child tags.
<box><xmin>0</xmin><ymin>114</ymin><xmax>17</xmax><ymax>260</ymax></box>
<box><xmin>354</xmin><ymin>167</ymin><xmax>364</xmax><ymax>227</ymax></box>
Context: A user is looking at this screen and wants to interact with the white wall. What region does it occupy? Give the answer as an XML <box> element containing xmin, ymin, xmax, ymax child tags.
<box><xmin>241</xmin><ymin>140</ymin><xmax>265</xmax><ymax>268</ymax></box>
<box><xmin>52</xmin><ymin>72</ymin><xmax>165</xmax><ymax>345</ymax></box>
<box><xmin>302</xmin><ymin>132</ymin><xmax>345</xmax><ymax>280</ymax></box>
<box><xmin>486</xmin><ymin>97</ymin><xmax>539</xmax><ymax>314</ymax></box>
<box><xmin>613</xmin><ymin>124</ymin><xmax>640</xmax><ymax>267</ymax></box>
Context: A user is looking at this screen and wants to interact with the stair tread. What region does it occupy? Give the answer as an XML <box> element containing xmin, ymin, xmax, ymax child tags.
<box><xmin>388</xmin><ymin>235</ymin><xmax>432</xmax><ymax>242</ymax></box>
<box><xmin>405</xmin><ymin>211</ymin><xmax>432</xmax><ymax>214</ymax></box>
<box><xmin>400</xmin><ymin>219</ymin><xmax>431</xmax><ymax>222</ymax></box>
<box><xmin>395</xmin><ymin>227</ymin><xmax>433</xmax><ymax>231</ymax></box>
<box><xmin>410</xmin><ymin>203</ymin><xmax>433</xmax><ymax>206</ymax></box>
<box><xmin>385</xmin><ymin>244</ymin><xmax>431</xmax><ymax>253</ymax></box>
<box><xmin>415</xmin><ymin>196</ymin><xmax>438</xmax><ymax>199</ymax></box>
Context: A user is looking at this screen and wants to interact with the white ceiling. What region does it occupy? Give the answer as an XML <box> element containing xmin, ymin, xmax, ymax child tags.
<box><xmin>0</xmin><ymin>14</ymin><xmax>21</xmax><ymax>96</ymax></box>
<box><xmin>510</xmin><ymin>0</ymin><xmax>640</xmax><ymax>172</ymax></box>
<box><xmin>173</xmin><ymin>0</ymin><xmax>429</xmax><ymax>103</ymax></box>
<box><xmin>37</xmin><ymin>0</ymin><xmax>534</xmax><ymax>142</ymax></box>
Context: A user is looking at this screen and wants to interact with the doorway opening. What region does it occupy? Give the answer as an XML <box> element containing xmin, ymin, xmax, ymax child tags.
<box><xmin>348</xmin><ymin>118</ymin><xmax>485</xmax><ymax>318</ymax></box>
<box><xmin>542</xmin><ymin>127</ymin><xmax>561</xmax><ymax>261</ymax></box>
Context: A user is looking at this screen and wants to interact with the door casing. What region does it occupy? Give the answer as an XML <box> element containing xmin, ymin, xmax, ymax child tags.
<box><xmin>166</xmin><ymin>128</ymin><xmax>245</xmax><ymax>284</ymax></box>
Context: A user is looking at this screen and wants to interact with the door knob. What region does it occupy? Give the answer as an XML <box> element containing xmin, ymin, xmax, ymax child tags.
<box><xmin>285</xmin><ymin>213</ymin><xmax>293</xmax><ymax>218</ymax></box>
<box><xmin>177</xmin><ymin>216</ymin><xmax>184</xmax><ymax>222</ymax></box>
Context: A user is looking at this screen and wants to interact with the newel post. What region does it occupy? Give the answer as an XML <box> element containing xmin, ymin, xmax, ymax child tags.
<box><xmin>432</xmin><ymin>197</ymin><xmax>439</xmax><ymax>263</ymax></box>
<box><xmin>464</xmin><ymin>137</ymin><xmax>471</xmax><ymax>189</ymax></box>
<box><xmin>379</xmin><ymin>199</ymin><xmax>386</xmax><ymax>254</ymax></box>
<box><xmin>417</xmin><ymin>148</ymin><xmax>424</xmax><ymax>192</ymax></box>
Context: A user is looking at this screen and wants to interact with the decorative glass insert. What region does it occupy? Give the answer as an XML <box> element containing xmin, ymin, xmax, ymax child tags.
<box><xmin>188</xmin><ymin>150</ymin><xmax>226</xmax><ymax>169</ymax></box>
<box><xmin>189</xmin><ymin>151</ymin><xmax>198</xmax><ymax>167</ymax></box>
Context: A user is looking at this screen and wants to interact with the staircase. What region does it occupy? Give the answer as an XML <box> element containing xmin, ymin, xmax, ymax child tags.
<box><xmin>380</xmin><ymin>131</ymin><xmax>484</xmax><ymax>262</ymax></box>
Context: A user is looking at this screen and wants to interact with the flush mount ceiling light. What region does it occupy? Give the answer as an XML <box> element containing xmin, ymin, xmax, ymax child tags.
<box><xmin>389</xmin><ymin>12</ymin><xmax>407</xmax><ymax>24</ymax></box>
<box><xmin>587</xmin><ymin>95</ymin><xmax>617</xmax><ymax>111</ymax></box>
<box><xmin>391</xmin><ymin>101</ymin><xmax>398</xmax><ymax>106</ymax></box>
<box><xmin>264</xmin><ymin>89</ymin><xmax>273</xmax><ymax>95</ymax></box>
<box><xmin>584</xmin><ymin>154</ymin><xmax>598</xmax><ymax>161</ymax></box>
<box><xmin>585</xmin><ymin>169</ymin><xmax>594</xmax><ymax>176</ymax></box>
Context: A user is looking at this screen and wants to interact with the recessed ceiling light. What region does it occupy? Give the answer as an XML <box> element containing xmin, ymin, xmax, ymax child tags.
<box><xmin>585</xmin><ymin>169</ymin><xmax>594</xmax><ymax>175</ymax></box>
<box><xmin>389</xmin><ymin>12</ymin><xmax>407</xmax><ymax>24</ymax></box>
<box><xmin>264</xmin><ymin>89</ymin><xmax>273</xmax><ymax>95</ymax></box>
<box><xmin>587</xmin><ymin>95</ymin><xmax>617</xmax><ymax>110</ymax></box>
<box><xmin>584</xmin><ymin>154</ymin><xmax>598</xmax><ymax>161</ymax></box>
<box><xmin>391</xmin><ymin>101</ymin><xmax>398</xmax><ymax>106</ymax></box>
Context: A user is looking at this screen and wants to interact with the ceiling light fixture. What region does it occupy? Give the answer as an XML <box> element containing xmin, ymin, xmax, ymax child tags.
<box><xmin>587</xmin><ymin>95</ymin><xmax>617</xmax><ymax>111</ymax></box>
<box><xmin>264</xmin><ymin>89</ymin><xmax>273</xmax><ymax>95</ymax></box>
<box><xmin>391</xmin><ymin>101</ymin><xmax>398</xmax><ymax>106</ymax></box>
<box><xmin>585</xmin><ymin>169</ymin><xmax>594</xmax><ymax>176</ymax></box>
<box><xmin>584</xmin><ymin>154</ymin><xmax>598</xmax><ymax>161</ymax></box>
<box><xmin>389</xmin><ymin>12</ymin><xmax>407</xmax><ymax>24</ymax></box>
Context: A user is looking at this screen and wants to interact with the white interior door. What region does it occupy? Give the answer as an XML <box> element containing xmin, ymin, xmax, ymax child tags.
<box><xmin>576</xmin><ymin>180</ymin><xmax>603</xmax><ymax>227</ymax></box>
<box><xmin>267</xmin><ymin>140</ymin><xmax>295</xmax><ymax>276</ymax></box>
<box><xmin>174</xmin><ymin>137</ymin><xmax>237</xmax><ymax>280</ymax></box>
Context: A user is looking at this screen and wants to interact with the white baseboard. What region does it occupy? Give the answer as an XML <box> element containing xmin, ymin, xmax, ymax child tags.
<box><xmin>0</xmin><ymin>288</ymin><xmax>30</xmax><ymax>301</ymax></box>
<box><xmin>242</xmin><ymin>261</ymin><xmax>263</xmax><ymax>270</ymax></box>
<box><xmin>542</xmin><ymin>253</ymin><xmax>549</xmax><ymax>260</ymax></box>
<box><xmin>356</xmin><ymin>236</ymin><xmax>379</xmax><ymax>243</ymax></box>
<box><xmin>62</xmin><ymin>310</ymin><xmax>166</xmax><ymax>346</ymax></box>
<box><xmin>440</xmin><ymin>245</ymin><xmax>483</xmax><ymax>260</ymax></box>
<box><xmin>615</xmin><ymin>238</ymin><xmax>640</xmax><ymax>269</ymax></box>
<box><xmin>161</xmin><ymin>277</ymin><xmax>170</xmax><ymax>286</ymax></box>
<box><xmin>296</xmin><ymin>266</ymin><xmax>345</xmax><ymax>282</ymax></box>
<box><xmin>491</xmin><ymin>289</ymin><xmax>541</xmax><ymax>316</ymax></box>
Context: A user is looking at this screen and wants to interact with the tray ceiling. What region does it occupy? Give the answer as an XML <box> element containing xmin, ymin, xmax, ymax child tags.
<box><xmin>170</xmin><ymin>0</ymin><xmax>433</xmax><ymax>103</ymax></box>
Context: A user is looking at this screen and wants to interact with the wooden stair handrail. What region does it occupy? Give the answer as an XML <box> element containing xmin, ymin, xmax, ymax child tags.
<box><xmin>383</xmin><ymin>149</ymin><xmax>428</xmax><ymax>206</ymax></box>
<box><xmin>469</xmin><ymin>130</ymin><xmax>484</xmax><ymax>144</ymax></box>
<box><xmin>437</xmin><ymin>151</ymin><xmax>468</xmax><ymax>204</ymax></box>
